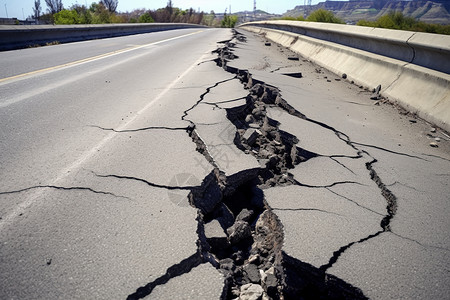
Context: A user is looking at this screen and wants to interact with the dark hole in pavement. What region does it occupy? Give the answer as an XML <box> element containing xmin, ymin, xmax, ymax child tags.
<box><xmin>282</xmin><ymin>72</ymin><xmax>303</xmax><ymax>78</ymax></box>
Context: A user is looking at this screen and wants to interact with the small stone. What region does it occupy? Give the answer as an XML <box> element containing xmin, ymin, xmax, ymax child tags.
<box><xmin>327</xmin><ymin>79</ymin><xmax>332</xmax><ymax>82</ymax></box>
<box><xmin>370</xmin><ymin>95</ymin><xmax>381</xmax><ymax>100</ymax></box>
<box><xmin>259</xmin><ymin>269</ymin><xmax>267</xmax><ymax>282</ymax></box>
<box><xmin>243</xmin><ymin>263</ymin><xmax>261</xmax><ymax>283</ymax></box>
<box><xmin>430</xmin><ymin>127</ymin><xmax>436</xmax><ymax>133</ymax></box>
<box><xmin>264</xmin><ymin>42</ymin><xmax>271</xmax><ymax>46</ymax></box>
<box><xmin>248</xmin><ymin>254</ymin><xmax>260</xmax><ymax>265</ymax></box>
<box><xmin>232</xmin><ymin>250</ymin><xmax>245</xmax><ymax>265</ymax></box>
<box><xmin>227</xmin><ymin>221</ymin><xmax>252</xmax><ymax>245</ymax></box>
<box><xmin>252</xmin><ymin>107</ymin><xmax>266</xmax><ymax>119</ymax></box>
<box><xmin>231</xmin><ymin>286</ymin><xmax>241</xmax><ymax>297</ymax></box>
<box><xmin>243</xmin><ymin>128</ymin><xmax>262</xmax><ymax>146</ymax></box>
<box><xmin>272</xmin><ymin>140</ymin><xmax>281</xmax><ymax>146</ymax></box>
<box><xmin>409</xmin><ymin>119</ymin><xmax>417</xmax><ymax>123</ymax></box>
<box><xmin>435</xmin><ymin>137</ymin><xmax>441</xmax><ymax>142</ymax></box>
<box><xmin>264</xmin><ymin>273</ymin><xmax>278</xmax><ymax>296</ymax></box>
<box><xmin>430</xmin><ymin>142</ymin><xmax>439</xmax><ymax>148</ymax></box>
<box><xmin>220</xmin><ymin>258</ymin><xmax>236</xmax><ymax>273</ymax></box>
<box><xmin>259</xmin><ymin>149</ymin><xmax>271</xmax><ymax>159</ymax></box>
<box><xmin>237</xmin><ymin>209</ymin><xmax>254</xmax><ymax>222</ymax></box>
<box><xmin>342</xmin><ymin>73</ymin><xmax>347</xmax><ymax>79</ymax></box>
<box><xmin>239</xmin><ymin>283</ymin><xmax>264</xmax><ymax>300</ymax></box>
<box><xmin>245</xmin><ymin>114</ymin><xmax>256</xmax><ymax>123</ymax></box>
<box><xmin>287</xmin><ymin>56</ymin><xmax>299</xmax><ymax>61</ymax></box>
<box><xmin>374</xmin><ymin>84</ymin><xmax>381</xmax><ymax>94</ymax></box>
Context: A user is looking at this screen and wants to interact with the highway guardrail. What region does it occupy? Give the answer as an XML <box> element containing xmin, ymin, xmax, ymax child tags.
<box><xmin>0</xmin><ymin>23</ymin><xmax>206</xmax><ymax>51</ymax></box>
<box><xmin>239</xmin><ymin>21</ymin><xmax>450</xmax><ymax>132</ymax></box>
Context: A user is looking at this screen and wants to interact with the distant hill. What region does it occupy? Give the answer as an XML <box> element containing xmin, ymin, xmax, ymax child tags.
<box><xmin>284</xmin><ymin>0</ymin><xmax>450</xmax><ymax>24</ymax></box>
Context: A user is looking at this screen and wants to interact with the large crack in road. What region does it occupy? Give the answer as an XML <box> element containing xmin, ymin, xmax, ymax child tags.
<box><xmin>125</xmin><ymin>30</ymin><xmax>411</xmax><ymax>299</ymax></box>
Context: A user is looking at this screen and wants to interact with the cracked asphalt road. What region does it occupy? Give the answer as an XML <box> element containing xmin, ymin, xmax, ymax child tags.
<box><xmin>1</xmin><ymin>28</ymin><xmax>449</xmax><ymax>299</ymax></box>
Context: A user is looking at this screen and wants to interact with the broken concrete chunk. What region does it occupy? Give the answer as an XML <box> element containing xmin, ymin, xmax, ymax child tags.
<box><xmin>243</xmin><ymin>128</ymin><xmax>262</xmax><ymax>146</ymax></box>
<box><xmin>374</xmin><ymin>84</ymin><xmax>382</xmax><ymax>94</ymax></box>
<box><xmin>236</xmin><ymin>208</ymin><xmax>254</xmax><ymax>222</ymax></box>
<box><xmin>243</xmin><ymin>263</ymin><xmax>261</xmax><ymax>284</ymax></box>
<box><xmin>248</xmin><ymin>254</ymin><xmax>260</xmax><ymax>265</ymax></box>
<box><xmin>212</xmin><ymin>203</ymin><xmax>235</xmax><ymax>229</ymax></box>
<box><xmin>245</xmin><ymin>114</ymin><xmax>256</xmax><ymax>123</ymax></box>
<box><xmin>232</xmin><ymin>250</ymin><xmax>245</xmax><ymax>265</ymax></box>
<box><xmin>370</xmin><ymin>84</ymin><xmax>382</xmax><ymax>100</ymax></box>
<box><xmin>259</xmin><ymin>269</ymin><xmax>267</xmax><ymax>283</ymax></box>
<box><xmin>239</xmin><ymin>283</ymin><xmax>264</xmax><ymax>300</ymax></box>
<box><xmin>204</xmin><ymin>219</ymin><xmax>227</xmax><ymax>239</ymax></box>
<box><xmin>220</xmin><ymin>258</ymin><xmax>236</xmax><ymax>273</ymax></box>
<box><xmin>204</xmin><ymin>219</ymin><xmax>229</xmax><ymax>250</ymax></box>
<box><xmin>251</xmin><ymin>106</ymin><xmax>266</xmax><ymax>119</ymax></box>
<box><xmin>263</xmin><ymin>267</ymin><xmax>278</xmax><ymax>296</ymax></box>
<box><xmin>227</xmin><ymin>220</ymin><xmax>252</xmax><ymax>245</ymax></box>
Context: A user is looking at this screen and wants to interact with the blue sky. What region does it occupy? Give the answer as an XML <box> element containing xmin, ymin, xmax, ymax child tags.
<box><xmin>1</xmin><ymin>0</ymin><xmax>348</xmax><ymax>19</ymax></box>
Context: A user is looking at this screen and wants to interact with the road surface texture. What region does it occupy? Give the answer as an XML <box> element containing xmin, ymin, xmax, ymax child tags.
<box><xmin>0</xmin><ymin>27</ymin><xmax>449</xmax><ymax>300</ymax></box>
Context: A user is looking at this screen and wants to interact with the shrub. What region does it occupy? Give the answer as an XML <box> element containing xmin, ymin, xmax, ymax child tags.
<box><xmin>280</xmin><ymin>16</ymin><xmax>306</xmax><ymax>21</ymax></box>
<box><xmin>138</xmin><ymin>13</ymin><xmax>154</xmax><ymax>23</ymax></box>
<box><xmin>54</xmin><ymin>9</ymin><xmax>81</xmax><ymax>24</ymax></box>
<box><xmin>221</xmin><ymin>14</ymin><xmax>238</xmax><ymax>28</ymax></box>
<box><xmin>306</xmin><ymin>9</ymin><xmax>344</xmax><ymax>24</ymax></box>
<box><xmin>357</xmin><ymin>12</ymin><xmax>450</xmax><ymax>35</ymax></box>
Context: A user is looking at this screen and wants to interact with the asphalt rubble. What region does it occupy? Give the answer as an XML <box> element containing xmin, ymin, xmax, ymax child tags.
<box><xmin>181</xmin><ymin>30</ymin><xmax>371</xmax><ymax>300</ymax></box>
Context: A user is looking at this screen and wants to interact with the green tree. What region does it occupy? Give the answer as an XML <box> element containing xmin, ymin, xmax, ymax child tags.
<box><xmin>138</xmin><ymin>12</ymin><xmax>154</xmax><ymax>23</ymax></box>
<box><xmin>306</xmin><ymin>9</ymin><xmax>344</xmax><ymax>24</ymax></box>
<box><xmin>221</xmin><ymin>14</ymin><xmax>238</xmax><ymax>28</ymax></box>
<box><xmin>71</xmin><ymin>4</ymin><xmax>92</xmax><ymax>24</ymax></box>
<box><xmin>90</xmin><ymin>2</ymin><xmax>113</xmax><ymax>23</ymax></box>
<box><xmin>54</xmin><ymin>9</ymin><xmax>80</xmax><ymax>24</ymax></box>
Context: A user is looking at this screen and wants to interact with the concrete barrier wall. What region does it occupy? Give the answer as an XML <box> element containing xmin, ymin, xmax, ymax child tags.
<box><xmin>239</xmin><ymin>21</ymin><xmax>450</xmax><ymax>132</ymax></box>
<box><xmin>0</xmin><ymin>23</ymin><xmax>206</xmax><ymax>51</ymax></box>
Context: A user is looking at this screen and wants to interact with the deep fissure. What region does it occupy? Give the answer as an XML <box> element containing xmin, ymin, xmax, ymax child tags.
<box><xmin>206</xmin><ymin>30</ymin><xmax>399</xmax><ymax>299</ymax></box>
<box><xmin>128</xmin><ymin>30</ymin><xmax>399</xmax><ymax>300</ymax></box>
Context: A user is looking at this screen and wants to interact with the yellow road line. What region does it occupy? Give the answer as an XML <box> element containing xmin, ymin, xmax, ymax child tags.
<box><xmin>0</xmin><ymin>30</ymin><xmax>204</xmax><ymax>84</ymax></box>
